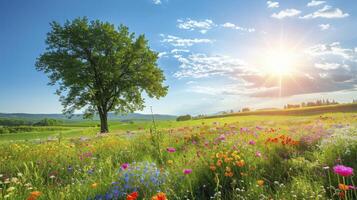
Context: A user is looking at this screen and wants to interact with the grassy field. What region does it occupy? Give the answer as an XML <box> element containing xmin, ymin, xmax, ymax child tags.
<box><xmin>0</xmin><ymin>112</ymin><xmax>357</xmax><ymax>199</ymax></box>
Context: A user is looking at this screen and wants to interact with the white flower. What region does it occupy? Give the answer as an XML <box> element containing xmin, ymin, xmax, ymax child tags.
<box><xmin>6</xmin><ymin>187</ymin><xmax>15</xmax><ymax>192</ymax></box>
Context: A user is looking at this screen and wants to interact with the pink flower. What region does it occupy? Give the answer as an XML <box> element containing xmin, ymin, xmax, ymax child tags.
<box><xmin>166</xmin><ymin>147</ymin><xmax>176</xmax><ymax>153</ymax></box>
<box><xmin>249</xmin><ymin>140</ymin><xmax>256</xmax><ymax>145</ymax></box>
<box><xmin>349</xmin><ymin>185</ymin><xmax>357</xmax><ymax>190</ymax></box>
<box><xmin>183</xmin><ymin>169</ymin><xmax>192</xmax><ymax>175</ymax></box>
<box><xmin>255</xmin><ymin>151</ymin><xmax>261</xmax><ymax>157</ymax></box>
<box><xmin>333</xmin><ymin>165</ymin><xmax>354</xmax><ymax>177</ymax></box>
<box><xmin>217</xmin><ymin>134</ymin><xmax>225</xmax><ymax>141</ymax></box>
<box><xmin>121</xmin><ymin>163</ymin><xmax>129</xmax><ymax>170</ymax></box>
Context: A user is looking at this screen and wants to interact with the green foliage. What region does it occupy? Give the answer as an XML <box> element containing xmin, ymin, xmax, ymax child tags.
<box><xmin>0</xmin><ymin>118</ymin><xmax>33</xmax><ymax>126</ymax></box>
<box><xmin>176</xmin><ymin>114</ymin><xmax>192</xmax><ymax>121</ymax></box>
<box><xmin>33</xmin><ymin>118</ymin><xmax>63</xmax><ymax>126</ymax></box>
<box><xmin>0</xmin><ymin>126</ymin><xmax>67</xmax><ymax>134</ymax></box>
<box><xmin>36</xmin><ymin>17</ymin><xmax>168</xmax><ymax>132</ymax></box>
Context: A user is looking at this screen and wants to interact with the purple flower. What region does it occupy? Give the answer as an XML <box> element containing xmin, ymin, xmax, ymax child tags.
<box><xmin>183</xmin><ymin>169</ymin><xmax>192</xmax><ymax>175</ymax></box>
<box><xmin>121</xmin><ymin>163</ymin><xmax>129</xmax><ymax>170</ymax></box>
<box><xmin>166</xmin><ymin>147</ymin><xmax>176</xmax><ymax>153</ymax></box>
<box><xmin>333</xmin><ymin>165</ymin><xmax>354</xmax><ymax>177</ymax></box>
<box><xmin>249</xmin><ymin>140</ymin><xmax>256</xmax><ymax>145</ymax></box>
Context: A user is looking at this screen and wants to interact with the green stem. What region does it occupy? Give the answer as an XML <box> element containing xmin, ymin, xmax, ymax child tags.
<box><xmin>351</xmin><ymin>177</ymin><xmax>357</xmax><ymax>199</ymax></box>
<box><xmin>343</xmin><ymin>177</ymin><xmax>348</xmax><ymax>200</ymax></box>
<box><xmin>327</xmin><ymin>169</ymin><xmax>333</xmax><ymax>198</ymax></box>
<box><xmin>188</xmin><ymin>176</ymin><xmax>194</xmax><ymax>199</ymax></box>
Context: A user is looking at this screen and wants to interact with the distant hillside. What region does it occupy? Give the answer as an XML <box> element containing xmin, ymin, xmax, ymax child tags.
<box><xmin>203</xmin><ymin>103</ymin><xmax>357</xmax><ymax>119</ymax></box>
<box><xmin>0</xmin><ymin>112</ymin><xmax>177</xmax><ymax>121</ymax></box>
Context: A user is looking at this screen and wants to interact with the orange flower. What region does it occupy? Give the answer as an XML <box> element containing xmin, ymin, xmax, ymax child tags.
<box><xmin>210</xmin><ymin>164</ymin><xmax>216</xmax><ymax>171</ymax></box>
<box><xmin>224</xmin><ymin>171</ymin><xmax>233</xmax><ymax>177</ymax></box>
<box><xmin>236</xmin><ymin>160</ymin><xmax>245</xmax><ymax>167</ymax></box>
<box><xmin>216</xmin><ymin>159</ymin><xmax>222</xmax><ymax>167</ymax></box>
<box><xmin>339</xmin><ymin>183</ymin><xmax>349</xmax><ymax>191</ymax></box>
<box><xmin>27</xmin><ymin>191</ymin><xmax>42</xmax><ymax>200</ymax></box>
<box><xmin>257</xmin><ymin>180</ymin><xmax>264</xmax><ymax>186</ymax></box>
<box><xmin>127</xmin><ymin>191</ymin><xmax>139</xmax><ymax>200</ymax></box>
<box><xmin>151</xmin><ymin>192</ymin><xmax>167</xmax><ymax>200</ymax></box>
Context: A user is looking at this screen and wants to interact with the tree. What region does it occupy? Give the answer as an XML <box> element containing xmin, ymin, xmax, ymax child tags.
<box><xmin>242</xmin><ymin>107</ymin><xmax>250</xmax><ymax>112</ymax></box>
<box><xmin>176</xmin><ymin>115</ymin><xmax>192</xmax><ymax>121</ymax></box>
<box><xmin>36</xmin><ymin>18</ymin><xmax>168</xmax><ymax>133</ymax></box>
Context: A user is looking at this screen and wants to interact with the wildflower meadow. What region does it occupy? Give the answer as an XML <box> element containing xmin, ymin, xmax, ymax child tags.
<box><xmin>0</xmin><ymin>113</ymin><xmax>356</xmax><ymax>199</ymax></box>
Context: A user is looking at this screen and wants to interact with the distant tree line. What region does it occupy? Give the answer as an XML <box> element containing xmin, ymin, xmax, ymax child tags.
<box><xmin>284</xmin><ymin>99</ymin><xmax>339</xmax><ymax>109</ymax></box>
<box><xmin>0</xmin><ymin>126</ymin><xmax>67</xmax><ymax>134</ymax></box>
<box><xmin>0</xmin><ymin>118</ymin><xmax>63</xmax><ymax>127</ymax></box>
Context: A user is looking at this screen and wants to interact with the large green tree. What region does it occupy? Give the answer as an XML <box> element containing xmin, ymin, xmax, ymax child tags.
<box><xmin>36</xmin><ymin>18</ymin><xmax>168</xmax><ymax>133</ymax></box>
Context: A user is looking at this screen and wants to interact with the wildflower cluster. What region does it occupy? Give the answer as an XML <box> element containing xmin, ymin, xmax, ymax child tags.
<box><xmin>265</xmin><ymin>135</ymin><xmax>299</xmax><ymax>146</ymax></box>
<box><xmin>209</xmin><ymin>149</ymin><xmax>245</xmax><ymax>177</ymax></box>
<box><xmin>89</xmin><ymin>161</ymin><xmax>169</xmax><ymax>199</ymax></box>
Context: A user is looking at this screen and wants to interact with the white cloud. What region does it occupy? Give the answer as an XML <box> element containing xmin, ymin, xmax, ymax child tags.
<box><xmin>271</xmin><ymin>9</ymin><xmax>301</xmax><ymax>19</ymax></box>
<box><xmin>222</xmin><ymin>22</ymin><xmax>255</xmax><ymax>32</ymax></box>
<box><xmin>186</xmin><ymin>80</ymin><xmax>196</xmax><ymax>85</ymax></box>
<box><xmin>314</xmin><ymin>62</ymin><xmax>341</xmax><ymax>70</ymax></box>
<box><xmin>158</xmin><ymin>52</ymin><xmax>168</xmax><ymax>57</ymax></box>
<box><xmin>307</xmin><ymin>0</ymin><xmax>326</xmax><ymax>7</ymax></box>
<box><xmin>301</xmin><ymin>5</ymin><xmax>349</xmax><ymax>19</ymax></box>
<box><xmin>152</xmin><ymin>0</ymin><xmax>161</xmax><ymax>5</ymax></box>
<box><xmin>177</xmin><ymin>18</ymin><xmax>216</xmax><ymax>34</ymax></box>
<box><xmin>306</xmin><ymin>42</ymin><xmax>357</xmax><ymax>61</ymax></box>
<box><xmin>267</xmin><ymin>1</ymin><xmax>279</xmax><ymax>8</ymax></box>
<box><xmin>160</xmin><ymin>34</ymin><xmax>213</xmax><ymax>47</ymax></box>
<box><xmin>319</xmin><ymin>23</ymin><xmax>330</xmax><ymax>30</ymax></box>
<box><xmin>171</xmin><ymin>49</ymin><xmax>190</xmax><ymax>54</ymax></box>
<box><xmin>173</xmin><ymin>53</ymin><xmax>247</xmax><ymax>79</ymax></box>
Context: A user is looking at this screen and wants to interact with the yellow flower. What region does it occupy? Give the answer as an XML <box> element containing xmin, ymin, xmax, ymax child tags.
<box><xmin>257</xmin><ymin>180</ymin><xmax>264</xmax><ymax>186</ymax></box>
<box><xmin>225</xmin><ymin>166</ymin><xmax>231</xmax><ymax>172</ymax></box>
<box><xmin>167</xmin><ymin>160</ymin><xmax>173</xmax><ymax>165</ymax></box>
<box><xmin>91</xmin><ymin>183</ymin><xmax>98</xmax><ymax>189</ymax></box>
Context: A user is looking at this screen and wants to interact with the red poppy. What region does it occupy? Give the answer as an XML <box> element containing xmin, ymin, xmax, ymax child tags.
<box><xmin>127</xmin><ymin>191</ymin><xmax>139</xmax><ymax>200</ymax></box>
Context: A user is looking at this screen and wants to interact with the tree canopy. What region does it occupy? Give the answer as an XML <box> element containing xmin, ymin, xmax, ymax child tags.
<box><xmin>36</xmin><ymin>17</ymin><xmax>168</xmax><ymax>133</ymax></box>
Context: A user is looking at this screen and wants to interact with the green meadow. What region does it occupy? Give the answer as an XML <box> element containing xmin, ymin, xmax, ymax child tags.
<box><xmin>1</xmin><ymin>109</ymin><xmax>357</xmax><ymax>199</ymax></box>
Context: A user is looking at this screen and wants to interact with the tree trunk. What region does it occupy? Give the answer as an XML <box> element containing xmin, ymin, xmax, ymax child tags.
<box><xmin>99</xmin><ymin>110</ymin><xmax>109</xmax><ymax>133</ymax></box>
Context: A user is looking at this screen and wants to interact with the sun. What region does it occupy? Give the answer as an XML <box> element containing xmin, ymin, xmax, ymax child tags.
<box><xmin>263</xmin><ymin>48</ymin><xmax>299</xmax><ymax>76</ymax></box>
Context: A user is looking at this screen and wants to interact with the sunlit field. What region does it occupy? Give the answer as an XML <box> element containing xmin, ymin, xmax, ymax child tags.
<box><xmin>1</xmin><ymin>1</ymin><xmax>357</xmax><ymax>200</ymax></box>
<box><xmin>1</xmin><ymin>112</ymin><xmax>356</xmax><ymax>199</ymax></box>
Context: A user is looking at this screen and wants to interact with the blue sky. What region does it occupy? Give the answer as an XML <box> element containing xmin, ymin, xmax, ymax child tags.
<box><xmin>0</xmin><ymin>0</ymin><xmax>357</xmax><ymax>115</ymax></box>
